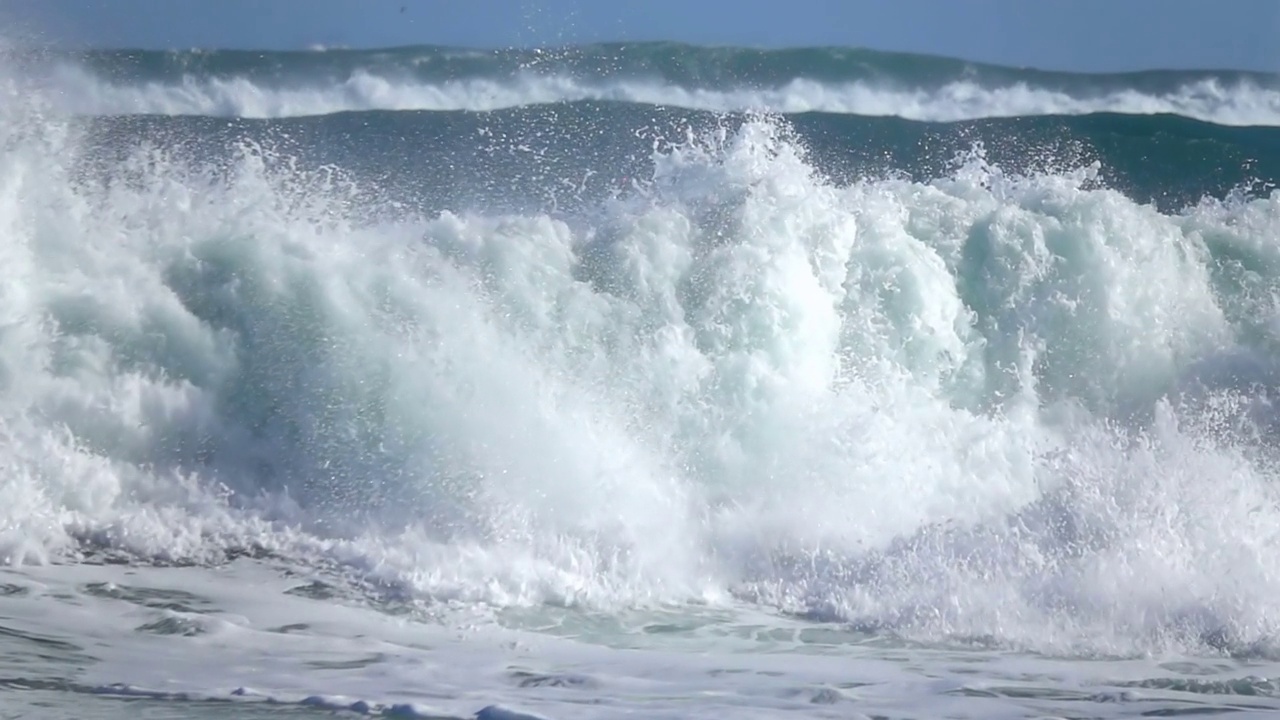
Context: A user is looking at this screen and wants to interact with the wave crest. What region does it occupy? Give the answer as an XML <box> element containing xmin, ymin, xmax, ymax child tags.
<box><xmin>5</xmin><ymin>43</ymin><xmax>1280</xmax><ymax>123</ymax></box>
<box><xmin>4</xmin><ymin>49</ymin><xmax>1280</xmax><ymax>655</ymax></box>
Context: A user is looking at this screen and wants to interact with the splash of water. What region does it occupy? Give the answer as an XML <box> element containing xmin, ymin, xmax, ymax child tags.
<box><xmin>3</xmin><ymin>68</ymin><xmax>1280</xmax><ymax>657</ymax></box>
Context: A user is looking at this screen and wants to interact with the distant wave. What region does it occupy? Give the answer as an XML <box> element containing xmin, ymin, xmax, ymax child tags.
<box><xmin>8</xmin><ymin>42</ymin><xmax>1280</xmax><ymax>124</ymax></box>
<box><xmin>75</xmin><ymin>103</ymin><xmax>1280</xmax><ymax>217</ymax></box>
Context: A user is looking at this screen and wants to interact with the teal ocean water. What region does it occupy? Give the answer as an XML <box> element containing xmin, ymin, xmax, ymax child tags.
<box><xmin>5</xmin><ymin>42</ymin><xmax>1280</xmax><ymax>719</ymax></box>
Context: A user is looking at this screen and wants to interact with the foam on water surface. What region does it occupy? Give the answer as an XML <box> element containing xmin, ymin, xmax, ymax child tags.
<box><xmin>7</xmin><ymin>561</ymin><xmax>1280</xmax><ymax>719</ymax></box>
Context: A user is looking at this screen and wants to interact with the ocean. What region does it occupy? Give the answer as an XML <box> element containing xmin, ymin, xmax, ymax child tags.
<box><xmin>4</xmin><ymin>41</ymin><xmax>1280</xmax><ymax>719</ymax></box>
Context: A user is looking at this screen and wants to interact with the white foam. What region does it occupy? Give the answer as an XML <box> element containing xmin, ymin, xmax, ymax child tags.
<box><xmin>7</xmin><ymin>561</ymin><xmax>1280</xmax><ymax>719</ymax></box>
<box><xmin>4</xmin><ymin>65</ymin><xmax>1280</xmax><ymax>664</ymax></box>
<box><xmin>15</xmin><ymin>62</ymin><xmax>1280</xmax><ymax>125</ymax></box>
<box><xmin>0</xmin><ymin>561</ymin><xmax>1226</xmax><ymax>720</ymax></box>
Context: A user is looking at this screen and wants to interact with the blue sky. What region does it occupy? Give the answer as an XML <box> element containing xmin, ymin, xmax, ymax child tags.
<box><xmin>4</xmin><ymin>0</ymin><xmax>1279</xmax><ymax>72</ymax></box>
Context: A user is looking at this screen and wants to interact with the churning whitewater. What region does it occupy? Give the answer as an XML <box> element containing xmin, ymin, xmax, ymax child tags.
<box><xmin>6</xmin><ymin>41</ymin><xmax>1280</xmax><ymax>719</ymax></box>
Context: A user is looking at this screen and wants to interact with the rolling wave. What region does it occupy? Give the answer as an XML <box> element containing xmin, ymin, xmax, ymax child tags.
<box><xmin>71</xmin><ymin>102</ymin><xmax>1280</xmax><ymax>217</ymax></box>
<box><xmin>7</xmin><ymin>42</ymin><xmax>1280</xmax><ymax>123</ymax></box>
<box><xmin>4</xmin><ymin>37</ymin><xmax>1280</xmax><ymax>663</ymax></box>
<box><xmin>12</xmin><ymin>34</ymin><xmax>1280</xmax><ymax>720</ymax></box>
<box><xmin>5</xmin><ymin>70</ymin><xmax>1280</xmax><ymax>655</ymax></box>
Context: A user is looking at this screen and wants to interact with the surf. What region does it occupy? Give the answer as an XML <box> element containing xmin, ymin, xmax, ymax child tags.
<box><xmin>6</xmin><ymin>42</ymin><xmax>1280</xmax><ymax>124</ymax></box>
<box><xmin>2</xmin><ymin>53</ymin><xmax>1280</xmax><ymax>660</ymax></box>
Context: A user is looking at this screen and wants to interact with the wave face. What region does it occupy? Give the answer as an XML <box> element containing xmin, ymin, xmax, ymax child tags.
<box><xmin>6</xmin><ymin>40</ymin><xmax>1280</xmax><ymax>673</ymax></box>
<box><xmin>7</xmin><ymin>42</ymin><xmax>1280</xmax><ymax>123</ymax></box>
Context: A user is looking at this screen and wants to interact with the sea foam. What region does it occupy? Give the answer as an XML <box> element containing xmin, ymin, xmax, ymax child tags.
<box><xmin>3</xmin><ymin>69</ymin><xmax>1280</xmax><ymax>660</ymax></box>
<box><xmin>22</xmin><ymin>63</ymin><xmax>1280</xmax><ymax>125</ymax></box>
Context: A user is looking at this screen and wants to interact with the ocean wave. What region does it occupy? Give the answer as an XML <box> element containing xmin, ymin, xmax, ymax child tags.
<box><xmin>6</xmin><ymin>42</ymin><xmax>1280</xmax><ymax>124</ymax></box>
<box><xmin>70</xmin><ymin>102</ymin><xmax>1280</xmax><ymax>219</ymax></box>
<box><xmin>7</xmin><ymin>68</ymin><xmax>1280</xmax><ymax>655</ymax></box>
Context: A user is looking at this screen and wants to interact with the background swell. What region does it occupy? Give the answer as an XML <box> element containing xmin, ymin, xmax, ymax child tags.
<box><xmin>79</xmin><ymin>105</ymin><xmax>1280</xmax><ymax>215</ymax></box>
<box><xmin>10</xmin><ymin>42</ymin><xmax>1280</xmax><ymax>123</ymax></box>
